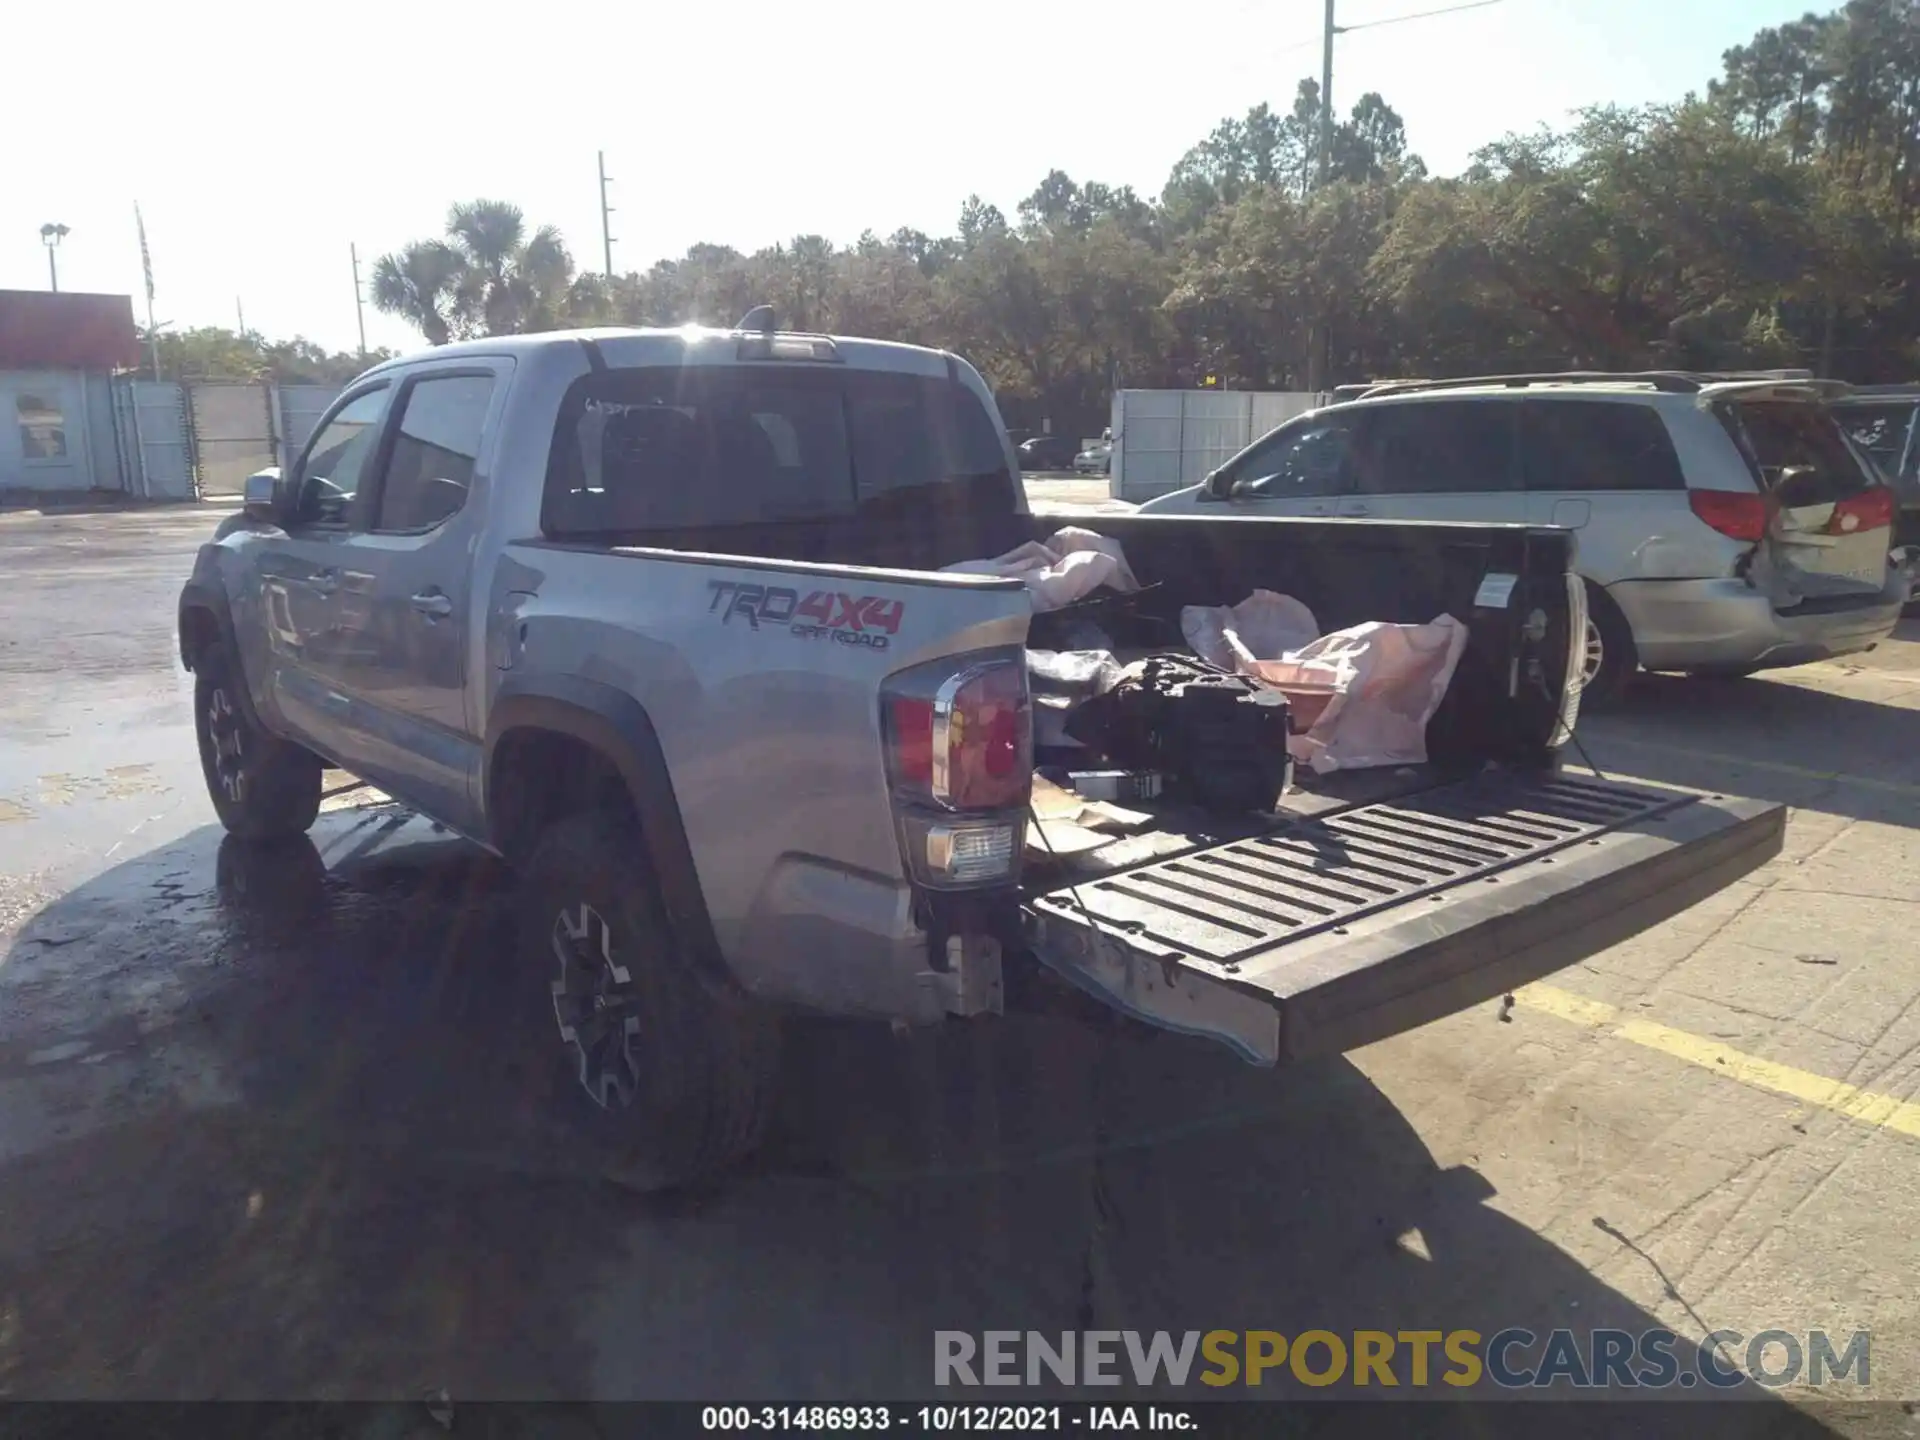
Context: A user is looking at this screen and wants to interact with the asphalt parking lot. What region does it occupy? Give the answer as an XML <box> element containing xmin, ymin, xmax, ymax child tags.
<box><xmin>1</xmin><ymin>496</ymin><xmax>1916</xmax><ymax>1432</ymax></box>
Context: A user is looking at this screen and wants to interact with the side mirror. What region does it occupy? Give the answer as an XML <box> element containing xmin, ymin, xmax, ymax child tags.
<box><xmin>1203</xmin><ymin>468</ymin><xmax>1233</xmax><ymax>501</ymax></box>
<box><xmin>242</xmin><ymin>467</ymin><xmax>290</xmax><ymax>524</ymax></box>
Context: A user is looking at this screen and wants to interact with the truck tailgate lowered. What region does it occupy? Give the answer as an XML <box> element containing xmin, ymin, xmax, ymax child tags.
<box><xmin>1025</xmin><ymin>770</ymin><xmax>1785</xmax><ymax>1065</ymax></box>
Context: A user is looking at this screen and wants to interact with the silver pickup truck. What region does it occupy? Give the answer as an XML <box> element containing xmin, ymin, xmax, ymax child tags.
<box><xmin>177</xmin><ymin>323</ymin><xmax>1785</xmax><ymax>1190</ymax></box>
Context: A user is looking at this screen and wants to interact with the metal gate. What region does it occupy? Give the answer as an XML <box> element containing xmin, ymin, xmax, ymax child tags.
<box><xmin>187</xmin><ymin>382</ymin><xmax>277</xmax><ymax>498</ymax></box>
<box><xmin>111</xmin><ymin>380</ymin><xmax>195</xmax><ymax>499</ymax></box>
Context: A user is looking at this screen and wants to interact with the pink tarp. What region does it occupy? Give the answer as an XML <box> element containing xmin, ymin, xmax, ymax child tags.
<box><xmin>1182</xmin><ymin>590</ymin><xmax>1470</xmax><ymax>775</ymax></box>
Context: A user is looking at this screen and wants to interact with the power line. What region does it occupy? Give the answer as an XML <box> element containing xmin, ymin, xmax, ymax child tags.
<box><xmin>1339</xmin><ymin>0</ymin><xmax>1503</xmax><ymax>36</ymax></box>
<box><xmin>1277</xmin><ymin>0</ymin><xmax>1505</xmax><ymax>53</ymax></box>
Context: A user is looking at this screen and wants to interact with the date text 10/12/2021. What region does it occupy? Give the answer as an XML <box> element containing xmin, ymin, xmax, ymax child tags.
<box><xmin>702</xmin><ymin>1407</ymin><xmax>1193</xmax><ymax>1431</ymax></box>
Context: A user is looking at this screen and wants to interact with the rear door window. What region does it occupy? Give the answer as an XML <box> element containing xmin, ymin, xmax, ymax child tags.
<box><xmin>1716</xmin><ymin>400</ymin><xmax>1876</xmax><ymax>501</ymax></box>
<box><xmin>543</xmin><ymin>366</ymin><xmax>1011</xmax><ymax>535</ymax></box>
<box><xmin>1352</xmin><ymin>401</ymin><xmax>1518</xmax><ymax>495</ymax></box>
<box><xmin>1520</xmin><ymin>400</ymin><xmax>1685</xmax><ymax>492</ymax></box>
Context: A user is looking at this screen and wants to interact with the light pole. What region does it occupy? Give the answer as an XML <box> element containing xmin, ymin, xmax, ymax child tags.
<box><xmin>39</xmin><ymin>222</ymin><xmax>69</xmax><ymax>292</ymax></box>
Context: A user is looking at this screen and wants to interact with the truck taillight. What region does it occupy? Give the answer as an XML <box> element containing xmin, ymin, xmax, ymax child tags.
<box><xmin>883</xmin><ymin>655</ymin><xmax>1031</xmax><ymax>890</ymax></box>
<box><xmin>885</xmin><ymin>660</ymin><xmax>1031</xmax><ymax>811</ymax></box>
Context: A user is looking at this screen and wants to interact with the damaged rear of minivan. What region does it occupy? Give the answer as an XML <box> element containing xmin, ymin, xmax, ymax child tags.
<box><xmin>1612</xmin><ymin>380</ymin><xmax>1906</xmax><ymax>678</ymax></box>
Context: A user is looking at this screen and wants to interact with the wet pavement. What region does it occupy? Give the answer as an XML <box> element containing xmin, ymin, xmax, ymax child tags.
<box><xmin>0</xmin><ymin>507</ymin><xmax>1914</xmax><ymax>1433</ymax></box>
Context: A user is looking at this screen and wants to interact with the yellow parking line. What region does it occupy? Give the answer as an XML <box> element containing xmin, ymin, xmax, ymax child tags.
<box><xmin>1517</xmin><ymin>983</ymin><xmax>1920</xmax><ymax>1141</ymax></box>
<box><xmin>1577</xmin><ymin>736</ymin><xmax>1920</xmax><ymax>801</ymax></box>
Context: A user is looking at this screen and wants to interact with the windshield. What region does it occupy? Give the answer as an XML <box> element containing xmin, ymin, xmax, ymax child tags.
<box><xmin>543</xmin><ymin>364</ymin><xmax>1012</xmax><ymax>535</ymax></box>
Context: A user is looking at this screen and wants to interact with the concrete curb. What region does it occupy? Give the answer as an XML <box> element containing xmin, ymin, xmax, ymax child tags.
<box><xmin>0</xmin><ymin>489</ymin><xmax>225</xmax><ymax>518</ymax></box>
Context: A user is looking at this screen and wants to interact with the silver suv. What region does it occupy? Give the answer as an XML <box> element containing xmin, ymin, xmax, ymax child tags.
<box><xmin>1137</xmin><ymin>372</ymin><xmax>1907</xmax><ymax>703</ymax></box>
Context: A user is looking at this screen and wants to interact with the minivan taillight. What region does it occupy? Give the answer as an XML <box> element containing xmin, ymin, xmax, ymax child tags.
<box><xmin>1689</xmin><ymin>489</ymin><xmax>1769</xmax><ymax>542</ymax></box>
<box><xmin>882</xmin><ymin>655</ymin><xmax>1032</xmax><ymax>889</ymax></box>
<box><xmin>1829</xmin><ymin>486</ymin><xmax>1896</xmax><ymax>534</ymax></box>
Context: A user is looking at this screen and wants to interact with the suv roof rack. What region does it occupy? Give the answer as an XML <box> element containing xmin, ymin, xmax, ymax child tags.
<box><xmin>1354</xmin><ymin>369</ymin><xmax>1824</xmax><ymax>401</ymax></box>
<box><xmin>1830</xmin><ymin>382</ymin><xmax>1920</xmax><ymax>399</ymax></box>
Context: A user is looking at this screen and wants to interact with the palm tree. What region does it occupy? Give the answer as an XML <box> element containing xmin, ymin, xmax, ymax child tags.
<box><xmin>371</xmin><ymin>200</ymin><xmax>593</xmax><ymax>343</ymax></box>
<box><xmin>370</xmin><ymin>240</ymin><xmax>463</xmax><ymax>345</ymax></box>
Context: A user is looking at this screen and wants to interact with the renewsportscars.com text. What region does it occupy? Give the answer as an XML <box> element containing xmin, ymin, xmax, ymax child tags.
<box><xmin>934</xmin><ymin>1329</ymin><xmax>1870</xmax><ymax>1391</ymax></box>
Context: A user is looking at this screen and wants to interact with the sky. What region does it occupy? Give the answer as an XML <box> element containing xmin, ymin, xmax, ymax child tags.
<box><xmin>0</xmin><ymin>0</ymin><xmax>1825</xmax><ymax>357</ymax></box>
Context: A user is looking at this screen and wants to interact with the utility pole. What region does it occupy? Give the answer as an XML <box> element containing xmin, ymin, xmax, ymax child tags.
<box><xmin>598</xmin><ymin>150</ymin><xmax>617</xmax><ymax>276</ymax></box>
<box><xmin>237</xmin><ymin>297</ymin><xmax>247</xmax><ymax>337</ymax></box>
<box><xmin>1306</xmin><ymin>0</ymin><xmax>1336</xmax><ymax>394</ymax></box>
<box><xmin>1318</xmin><ymin>0</ymin><xmax>1336</xmax><ymax>188</ymax></box>
<box><xmin>350</xmin><ymin>243</ymin><xmax>368</xmax><ymax>358</ymax></box>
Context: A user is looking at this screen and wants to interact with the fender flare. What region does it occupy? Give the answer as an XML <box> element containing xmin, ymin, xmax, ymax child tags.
<box><xmin>177</xmin><ymin>577</ymin><xmax>282</xmax><ymax>739</ymax></box>
<box><xmin>484</xmin><ymin>675</ymin><xmax>724</xmax><ymax>978</ymax></box>
<box><xmin>177</xmin><ymin>578</ymin><xmax>237</xmax><ymax>673</ymax></box>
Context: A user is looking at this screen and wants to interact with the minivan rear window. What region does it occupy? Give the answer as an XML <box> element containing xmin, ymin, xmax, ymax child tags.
<box><xmin>1833</xmin><ymin>402</ymin><xmax>1915</xmax><ymax>477</ymax></box>
<box><xmin>1715</xmin><ymin>400</ymin><xmax>1876</xmax><ymax>499</ymax></box>
<box><xmin>1520</xmin><ymin>400</ymin><xmax>1685</xmax><ymax>492</ymax></box>
<box><xmin>542</xmin><ymin>365</ymin><xmax>1012</xmax><ymax>536</ymax></box>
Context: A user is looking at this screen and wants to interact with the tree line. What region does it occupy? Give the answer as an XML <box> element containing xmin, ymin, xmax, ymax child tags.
<box><xmin>134</xmin><ymin>327</ymin><xmax>392</xmax><ymax>388</ymax></box>
<box><xmin>347</xmin><ymin>1</ymin><xmax>1920</xmax><ymax>439</ymax></box>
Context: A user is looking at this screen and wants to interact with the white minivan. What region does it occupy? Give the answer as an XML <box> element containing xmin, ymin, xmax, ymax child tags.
<box><xmin>1136</xmin><ymin>373</ymin><xmax>1907</xmax><ymax>703</ymax></box>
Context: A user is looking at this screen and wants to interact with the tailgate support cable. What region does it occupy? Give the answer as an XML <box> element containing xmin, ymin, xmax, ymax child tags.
<box><xmin>1534</xmin><ymin>670</ymin><xmax>1611</xmax><ymax>783</ymax></box>
<box><xmin>1027</xmin><ymin>801</ymin><xmax>1110</xmax><ymax>945</ymax></box>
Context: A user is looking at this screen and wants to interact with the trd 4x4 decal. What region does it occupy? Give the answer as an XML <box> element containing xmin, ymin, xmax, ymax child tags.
<box><xmin>708</xmin><ymin>580</ymin><xmax>904</xmax><ymax>651</ymax></box>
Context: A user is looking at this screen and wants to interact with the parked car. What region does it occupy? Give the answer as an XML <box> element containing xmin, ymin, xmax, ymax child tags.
<box><xmin>1073</xmin><ymin>440</ymin><xmax>1111</xmax><ymax>475</ymax></box>
<box><xmin>1016</xmin><ymin>434</ymin><xmax>1079</xmax><ymax>471</ymax></box>
<box><xmin>178</xmin><ymin>330</ymin><xmax>1781</xmax><ymax>1191</ymax></box>
<box><xmin>1138</xmin><ymin>371</ymin><xmax>1907</xmax><ymax>704</ymax></box>
<box><xmin>1827</xmin><ymin>384</ymin><xmax>1920</xmax><ymax>604</ymax></box>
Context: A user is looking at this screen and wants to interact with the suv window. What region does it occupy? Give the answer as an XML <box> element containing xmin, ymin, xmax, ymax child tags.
<box><xmin>293</xmin><ymin>387</ymin><xmax>389</xmax><ymax>527</ymax></box>
<box><xmin>375</xmin><ymin>374</ymin><xmax>495</xmax><ymax>531</ymax></box>
<box><xmin>1228</xmin><ymin>412</ymin><xmax>1359</xmax><ymax>499</ymax></box>
<box><xmin>542</xmin><ymin>366</ymin><xmax>1013</xmax><ymax>534</ymax></box>
<box><xmin>1520</xmin><ymin>399</ymin><xmax>1685</xmax><ymax>492</ymax></box>
<box><xmin>1352</xmin><ymin>400</ymin><xmax>1517</xmax><ymax>495</ymax></box>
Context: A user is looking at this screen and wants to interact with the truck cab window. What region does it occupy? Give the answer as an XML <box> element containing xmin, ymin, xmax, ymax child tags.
<box><xmin>293</xmin><ymin>387</ymin><xmax>389</xmax><ymax>528</ymax></box>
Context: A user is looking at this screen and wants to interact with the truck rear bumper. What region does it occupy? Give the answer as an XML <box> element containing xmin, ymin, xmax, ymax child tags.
<box><xmin>1024</xmin><ymin>770</ymin><xmax>1785</xmax><ymax>1065</ymax></box>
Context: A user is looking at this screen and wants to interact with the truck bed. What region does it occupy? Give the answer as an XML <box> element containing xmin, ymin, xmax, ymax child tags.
<box><xmin>1022</xmin><ymin>764</ymin><xmax>1784</xmax><ymax>1064</ymax></box>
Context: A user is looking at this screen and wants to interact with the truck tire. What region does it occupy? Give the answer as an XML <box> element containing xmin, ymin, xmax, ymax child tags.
<box><xmin>518</xmin><ymin>808</ymin><xmax>780</xmax><ymax>1192</ymax></box>
<box><xmin>1578</xmin><ymin>580</ymin><xmax>1638</xmax><ymax>710</ymax></box>
<box><xmin>194</xmin><ymin>641</ymin><xmax>323</xmax><ymax>840</ymax></box>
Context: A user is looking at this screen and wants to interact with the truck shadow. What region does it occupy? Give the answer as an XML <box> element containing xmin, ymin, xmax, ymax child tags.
<box><xmin>1582</xmin><ymin>663</ymin><xmax>1920</xmax><ymax>829</ymax></box>
<box><xmin>0</xmin><ymin>810</ymin><xmax>1848</xmax><ymax>1432</ymax></box>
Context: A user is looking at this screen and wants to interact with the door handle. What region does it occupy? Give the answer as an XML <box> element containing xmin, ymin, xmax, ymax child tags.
<box><xmin>411</xmin><ymin>591</ymin><xmax>454</xmax><ymax>620</ymax></box>
<box><xmin>1340</xmin><ymin>502</ymin><xmax>1372</xmax><ymax>517</ymax></box>
<box><xmin>308</xmin><ymin>568</ymin><xmax>340</xmax><ymax>596</ymax></box>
